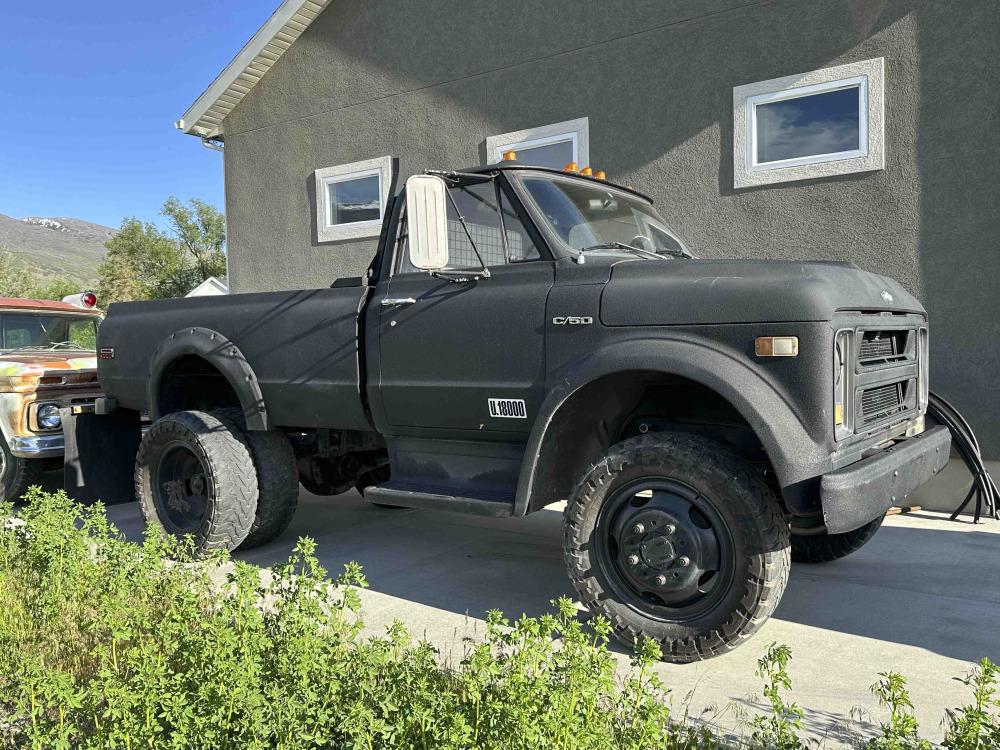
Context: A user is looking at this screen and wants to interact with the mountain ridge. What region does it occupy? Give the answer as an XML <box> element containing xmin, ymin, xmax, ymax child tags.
<box><xmin>0</xmin><ymin>213</ymin><xmax>114</xmax><ymax>283</ymax></box>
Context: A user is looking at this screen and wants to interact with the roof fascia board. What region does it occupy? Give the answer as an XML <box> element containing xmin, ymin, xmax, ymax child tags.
<box><xmin>175</xmin><ymin>0</ymin><xmax>321</xmax><ymax>138</ymax></box>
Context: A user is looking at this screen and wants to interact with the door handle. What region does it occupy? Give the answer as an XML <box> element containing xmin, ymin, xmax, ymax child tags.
<box><xmin>381</xmin><ymin>297</ymin><xmax>417</xmax><ymax>307</ymax></box>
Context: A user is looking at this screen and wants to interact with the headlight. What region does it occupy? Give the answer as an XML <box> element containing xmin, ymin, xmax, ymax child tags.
<box><xmin>37</xmin><ymin>403</ymin><xmax>62</xmax><ymax>430</ymax></box>
<box><xmin>834</xmin><ymin>329</ymin><xmax>853</xmax><ymax>441</ymax></box>
<box><xmin>917</xmin><ymin>326</ymin><xmax>929</xmax><ymax>410</ymax></box>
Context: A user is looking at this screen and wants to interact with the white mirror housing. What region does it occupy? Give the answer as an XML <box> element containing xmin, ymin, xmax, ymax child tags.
<box><xmin>405</xmin><ymin>175</ymin><xmax>449</xmax><ymax>271</ymax></box>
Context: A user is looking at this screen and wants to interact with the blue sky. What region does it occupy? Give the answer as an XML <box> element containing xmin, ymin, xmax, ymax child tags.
<box><xmin>0</xmin><ymin>1</ymin><xmax>278</xmax><ymax>229</ymax></box>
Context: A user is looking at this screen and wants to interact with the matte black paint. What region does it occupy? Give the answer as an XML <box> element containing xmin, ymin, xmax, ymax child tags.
<box><xmin>98</xmin><ymin>168</ymin><xmax>940</xmax><ymax>532</ymax></box>
<box><xmin>99</xmin><ymin>288</ymin><xmax>371</xmax><ymax>432</ymax></box>
<box><xmin>820</xmin><ymin>425</ymin><xmax>950</xmax><ymax>533</ymax></box>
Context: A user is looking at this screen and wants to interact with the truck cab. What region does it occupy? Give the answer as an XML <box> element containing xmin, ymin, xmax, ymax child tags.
<box><xmin>93</xmin><ymin>161</ymin><xmax>948</xmax><ymax>662</ymax></box>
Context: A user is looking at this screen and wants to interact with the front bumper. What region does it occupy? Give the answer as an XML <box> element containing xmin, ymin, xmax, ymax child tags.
<box><xmin>9</xmin><ymin>433</ymin><xmax>64</xmax><ymax>459</ymax></box>
<box><xmin>820</xmin><ymin>425</ymin><xmax>951</xmax><ymax>534</ymax></box>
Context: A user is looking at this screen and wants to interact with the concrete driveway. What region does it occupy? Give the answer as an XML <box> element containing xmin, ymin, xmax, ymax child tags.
<box><xmin>105</xmin><ymin>491</ymin><xmax>999</xmax><ymax>746</ymax></box>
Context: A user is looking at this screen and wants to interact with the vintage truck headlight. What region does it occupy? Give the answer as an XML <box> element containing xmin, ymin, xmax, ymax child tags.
<box><xmin>834</xmin><ymin>329</ymin><xmax>853</xmax><ymax>440</ymax></box>
<box><xmin>36</xmin><ymin>403</ymin><xmax>62</xmax><ymax>430</ymax></box>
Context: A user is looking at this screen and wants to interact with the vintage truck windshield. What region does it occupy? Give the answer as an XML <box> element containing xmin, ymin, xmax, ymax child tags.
<box><xmin>515</xmin><ymin>173</ymin><xmax>691</xmax><ymax>259</ymax></box>
<box><xmin>0</xmin><ymin>314</ymin><xmax>97</xmax><ymax>352</ymax></box>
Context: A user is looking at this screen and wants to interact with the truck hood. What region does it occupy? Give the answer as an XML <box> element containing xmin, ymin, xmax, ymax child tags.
<box><xmin>600</xmin><ymin>259</ymin><xmax>923</xmax><ymax>326</ymax></box>
<box><xmin>0</xmin><ymin>351</ymin><xmax>98</xmax><ymax>391</ymax></box>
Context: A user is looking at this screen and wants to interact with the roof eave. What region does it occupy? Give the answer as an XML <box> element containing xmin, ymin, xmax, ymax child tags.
<box><xmin>175</xmin><ymin>0</ymin><xmax>330</xmax><ymax>139</ymax></box>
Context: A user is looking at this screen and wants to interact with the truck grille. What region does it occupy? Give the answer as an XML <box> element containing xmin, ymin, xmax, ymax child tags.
<box><xmin>860</xmin><ymin>383</ymin><xmax>905</xmax><ymax>425</ymax></box>
<box><xmin>858</xmin><ymin>330</ymin><xmax>908</xmax><ymax>366</ymax></box>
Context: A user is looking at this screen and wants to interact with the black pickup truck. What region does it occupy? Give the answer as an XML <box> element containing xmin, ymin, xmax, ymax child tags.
<box><xmin>95</xmin><ymin>162</ymin><xmax>949</xmax><ymax>661</ymax></box>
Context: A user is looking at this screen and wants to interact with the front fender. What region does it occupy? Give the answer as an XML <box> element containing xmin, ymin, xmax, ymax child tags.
<box><xmin>513</xmin><ymin>337</ymin><xmax>830</xmax><ymax>515</ymax></box>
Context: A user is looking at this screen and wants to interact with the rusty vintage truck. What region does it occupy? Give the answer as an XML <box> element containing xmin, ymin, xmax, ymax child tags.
<box><xmin>0</xmin><ymin>295</ymin><xmax>103</xmax><ymax>500</ymax></box>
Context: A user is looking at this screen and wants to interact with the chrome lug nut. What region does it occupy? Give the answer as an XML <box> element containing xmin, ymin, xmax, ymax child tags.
<box><xmin>654</xmin><ymin>574</ymin><xmax>667</xmax><ymax>586</ymax></box>
<box><xmin>627</xmin><ymin>554</ymin><xmax>640</xmax><ymax>566</ymax></box>
<box><xmin>678</xmin><ymin>556</ymin><xmax>690</xmax><ymax>567</ymax></box>
<box><xmin>632</xmin><ymin>523</ymin><xmax>645</xmax><ymax>535</ymax></box>
<box><xmin>663</xmin><ymin>524</ymin><xmax>676</xmax><ymax>535</ymax></box>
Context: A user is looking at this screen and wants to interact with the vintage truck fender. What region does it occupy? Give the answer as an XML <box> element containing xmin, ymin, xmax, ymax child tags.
<box><xmin>513</xmin><ymin>337</ymin><xmax>828</xmax><ymax>516</ymax></box>
<box><xmin>146</xmin><ymin>327</ymin><xmax>268</xmax><ymax>431</ymax></box>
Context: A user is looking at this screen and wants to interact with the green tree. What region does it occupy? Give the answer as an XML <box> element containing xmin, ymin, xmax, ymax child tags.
<box><xmin>32</xmin><ymin>276</ymin><xmax>84</xmax><ymax>301</ymax></box>
<box><xmin>97</xmin><ymin>198</ymin><xmax>225</xmax><ymax>304</ymax></box>
<box><xmin>97</xmin><ymin>219</ymin><xmax>186</xmax><ymax>304</ymax></box>
<box><xmin>0</xmin><ymin>249</ymin><xmax>85</xmax><ymax>301</ymax></box>
<box><xmin>162</xmin><ymin>197</ymin><xmax>227</xmax><ymax>283</ymax></box>
<box><xmin>0</xmin><ymin>250</ymin><xmax>38</xmax><ymax>298</ymax></box>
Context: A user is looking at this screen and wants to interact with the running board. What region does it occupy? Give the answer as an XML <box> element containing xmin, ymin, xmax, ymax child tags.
<box><xmin>365</xmin><ymin>485</ymin><xmax>514</xmax><ymax>517</ymax></box>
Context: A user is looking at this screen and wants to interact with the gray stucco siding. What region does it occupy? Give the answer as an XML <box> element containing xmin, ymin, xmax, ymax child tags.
<box><xmin>219</xmin><ymin>0</ymin><xmax>1000</xmax><ymax>455</ymax></box>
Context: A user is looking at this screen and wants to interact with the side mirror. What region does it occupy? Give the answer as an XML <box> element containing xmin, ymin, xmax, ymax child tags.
<box><xmin>405</xmin><ymin>175</ymin><xmax>449</xmax><ymax>271</ymax></box>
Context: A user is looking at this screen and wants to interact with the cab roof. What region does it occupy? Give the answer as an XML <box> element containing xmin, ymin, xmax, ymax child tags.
<box><xmin>467</xmin><ymin>163</ymin><xmax>654</xmax><ymax>204</ymax></box>
<box><xmin>0</xmin><ymin>298</ymin><xmax>101</xmax><ymax>314</ymax></box>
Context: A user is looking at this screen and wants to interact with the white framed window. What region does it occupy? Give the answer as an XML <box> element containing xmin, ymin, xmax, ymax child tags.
<box><xmin>485</xmin><ymin>117</ymin><xmax>589</xmax><ymax>170</ymax></box>
<box><xmin>313</xmin><ymin>155</ymin><xmax>392</xmax><ymax>243</ymax></box>
<box><xmin>733</xmin><ymin>58</ymin><xmax>885</xmax><ymax>188</ymax></box>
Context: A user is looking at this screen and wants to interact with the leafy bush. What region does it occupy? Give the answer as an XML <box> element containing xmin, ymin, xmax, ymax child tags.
<box><xmin>748</xmin><ymin>643</ymin><xmax>806</xmax><ymax>750</ymax></box>
<box><xmin>0</xmin><ymin>490</ymin><xmax>997</xmax><ymax>750</ymax></box>
<box><xmin>862</xmin><ymin>673</ymin><xmax>932</xmax><ymax>750</ymax></box>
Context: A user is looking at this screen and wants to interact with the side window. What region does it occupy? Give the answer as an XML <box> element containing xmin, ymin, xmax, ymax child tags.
<box><xmin>395</xmin><ymin>181</ymin><xmax>541</xmax><ymax>275</ymax></box>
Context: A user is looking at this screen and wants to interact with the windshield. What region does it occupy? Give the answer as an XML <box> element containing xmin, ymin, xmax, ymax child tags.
<box><xmin>0</xmin><ymin>313</ymin><xmax>98</xmax><ymax>352</ymax></box>
<box><xmin>516</xmin><ymin>173</ymin><xmax>690</xmax><ymax>258</ymax></box>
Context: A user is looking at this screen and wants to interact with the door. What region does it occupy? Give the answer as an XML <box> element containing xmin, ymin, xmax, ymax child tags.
<box><xmin>377</xmin><ymin>178</ymin><xmax>553</xmax><ymax>436</ymax></box>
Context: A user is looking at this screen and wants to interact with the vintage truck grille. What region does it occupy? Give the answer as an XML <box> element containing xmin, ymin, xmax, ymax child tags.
<box><xmin>857</xmin><ymin>330</ymin><xmax>908</xmax><ymax>366</ymax></box>
<box><xmin>860</xmin><ymin>382</ymin><xmax>905</xmax><ymax>425</ymax></box>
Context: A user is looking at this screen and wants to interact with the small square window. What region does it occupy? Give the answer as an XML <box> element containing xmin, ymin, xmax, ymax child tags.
<box><xmin>314</xmin><ymin>156</ymin><xmax>392</xmax><ymax>242</ymax></box>
<box><xmin>734</xmin><ymin>59</ymin><xmax>884</xmax><ymax>188</ymax></box>
<box><xmin>486</xmin><ymin>117</ymin><xmax>589</xmax><ymax>170</ymax></box>
<box><xmin>327</xmin><ymin>172</ymin><xmax>381</xmax><ymax>226</ymax></box>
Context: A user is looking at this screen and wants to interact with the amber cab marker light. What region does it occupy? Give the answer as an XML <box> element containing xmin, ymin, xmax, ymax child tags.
<box><xmin>834</xmin><ymin>402</ymin><xmax>845</xmax><ymax>426</ymax></box>
<box><xmin>579</xmin><ymin>166</ymin><xmax>594</xmax><ymax>176</ymax></box>
<box><xmin>755</xmin><ymin>336</ymin><xmax>799</xmax><ymax>357</ymax></box>
<box><xmin>595</xmin><ymin>170</ymin><xmax>607</xmax><ymax>180</ymax></box>
<box><xmin>502</xmin><ymin>150</ymin><xmax>517</xmax><ymax>162</ymax></box>
<box><xmin>563</xmin><ymin>161</ymin><xmax>579</xmax><ymax>173</ymax></box>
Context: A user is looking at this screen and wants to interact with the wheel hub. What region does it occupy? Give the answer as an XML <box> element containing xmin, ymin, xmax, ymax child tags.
<box><xmin>154</xmin><ymin>444</ymin><xmax>210</xmax><ymax>534</ymax></box>
<box><xmin>639</xmin><ymin>534</ymin><xmax>676</xmax><ymax>567</ymax></box>
<box><xmin>600</xmin><ymin>479</ymin><xmax>728</xmax><ymax>611</ymax></box>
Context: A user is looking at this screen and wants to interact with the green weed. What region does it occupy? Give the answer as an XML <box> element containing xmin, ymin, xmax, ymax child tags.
<box><xmin>0</xmin><ymin>490</ymin><xmax>997</xmax><ymax>750</ymax></box>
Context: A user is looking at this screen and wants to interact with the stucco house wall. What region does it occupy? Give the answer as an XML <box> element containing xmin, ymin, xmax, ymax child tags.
<box><xmin>217</xmin><ymin>0</ymin><xmax>1000</xmax><ymax>454</ymax></box>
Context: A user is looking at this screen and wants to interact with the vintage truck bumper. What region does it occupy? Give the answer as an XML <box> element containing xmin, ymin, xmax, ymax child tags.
<box><xmin>820</xmin><ymin>425</ymin><xmax>951</xmax><ymax>534</ymax></box>
<box><xmin>9</xmin><ymin>433</ymin><xmax>64</xmax><ymax>459</ymax></box>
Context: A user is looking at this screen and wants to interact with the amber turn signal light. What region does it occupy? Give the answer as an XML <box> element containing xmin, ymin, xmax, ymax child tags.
<box><xmin>502</xmin><ymin>150</ymin><xmax>517</xmax><ymax>162</ymax></box>
<box><xmin>755</xmin><ymin>336</ymin><xmax>799</xmax><ymax>357</ymax></box>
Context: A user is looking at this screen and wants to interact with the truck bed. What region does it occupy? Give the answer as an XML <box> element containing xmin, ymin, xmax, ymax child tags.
<box><xmin>97</xmin><ymin>284</ymin><xmax>372</xmax><ymax>431</ymax></box>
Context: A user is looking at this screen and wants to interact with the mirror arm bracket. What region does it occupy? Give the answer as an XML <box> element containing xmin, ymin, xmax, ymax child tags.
<box><xmin>444</xmin><ymin>188</ymin><xmax>491</xmax><ymax>278</ymax></box>
<box><xmin>426</xmin><ymin>169</ymin><xmax>498</xmax><ymax>183</ymax></box>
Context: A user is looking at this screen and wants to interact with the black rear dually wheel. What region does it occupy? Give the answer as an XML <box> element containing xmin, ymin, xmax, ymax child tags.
<box><xmin>208</xmin><ymin>409</ymin><xmax>300</xmax><ymax>550</ymax></box>
<box><xmin>135</xmin><ymin>410</ymin><xmax>258</xmax><ymax>555</ymax></box>
<box><xmin>563</xmin><ymin>433</ymin><xmax>790</xmax><ymax>663</ymax></box>
<box><xmin>791</xmin><ymin>514</ymin><xmax>884</xmax><ymax>563</ymax></box>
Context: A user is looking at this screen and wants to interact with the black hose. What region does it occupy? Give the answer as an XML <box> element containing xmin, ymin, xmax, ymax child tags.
<box><xmin>926</xmin><ymin>391</ymin><xmax>999</xmax><ymax>523</ymax></box>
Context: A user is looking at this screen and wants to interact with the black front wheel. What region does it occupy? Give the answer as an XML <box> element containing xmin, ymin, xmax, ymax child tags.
<box><xmin>0</xmin><ymin>439</ymin><xmax>43</xmax><ymax>502</ymax></box>
<box><xmin>135</xmin><ymin>411</ymin><xmax>258</xmax><ymax>554</ymax></box>
<box><xmin>564</xmin><ymin>433</ymin><xmax>790</xmax><ymax>663</ymax></box>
